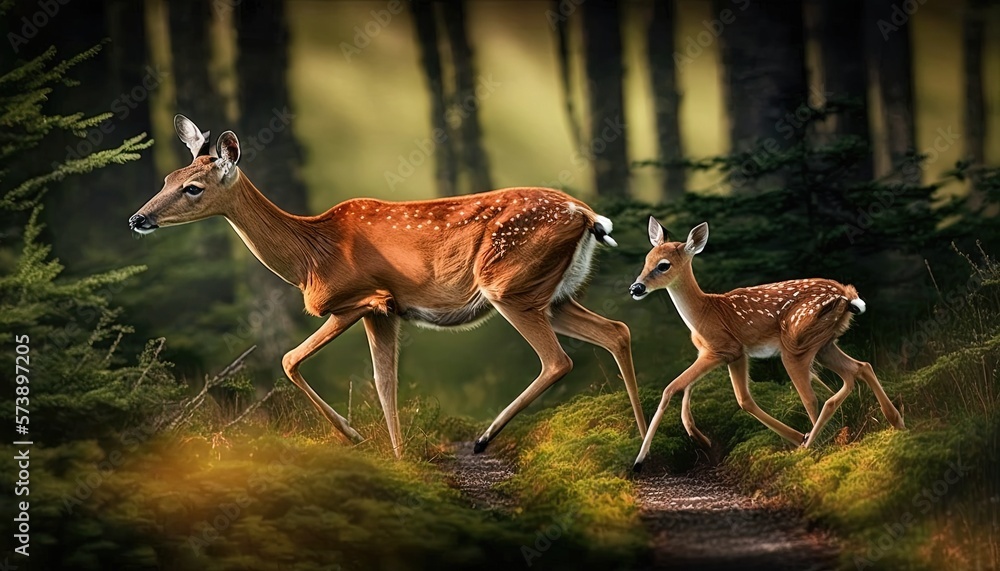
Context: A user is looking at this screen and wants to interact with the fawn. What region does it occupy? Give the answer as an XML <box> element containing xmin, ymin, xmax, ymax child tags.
<box><xmin>628</xmin><ymin>219</ymin><xmax>905</xmax><ymax>470</ymax></box>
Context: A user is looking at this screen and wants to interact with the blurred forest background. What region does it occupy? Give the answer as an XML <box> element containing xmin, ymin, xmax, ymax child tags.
<box><xmin>3</xmin><ymin>0</ymin><xmax>999</xmax><ymax>421</ymax></box>
<box><xmin>3</xmin><ymin>1</ymin><xmax>1000</xmax><ymax>569</ymax></box>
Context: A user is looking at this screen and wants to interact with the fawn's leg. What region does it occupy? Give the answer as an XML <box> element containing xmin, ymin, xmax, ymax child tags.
<box><xmin>781</xmin><ymin>351</ymin><xmax>821</xmax><ymax>425</ymax></box>
<box><xmin>729</xmin><ymin>355</ymin><xmax>805</xmax><ymax>445</ymax></box>
<box><xmin>633</xmin><ymin>354</ymin><xmax>721</xmax><ymax>471</ymax></box>
<box><xmin>680</xmin><ymin>384</ymin><xmax>712</xmax><ymax>448</ymax></box>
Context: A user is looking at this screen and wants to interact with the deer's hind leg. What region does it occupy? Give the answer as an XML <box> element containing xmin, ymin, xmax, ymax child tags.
<box><xmin>549</xmin><ymin>299</ymin><xmax>647</xmax><ymax>438</ymax></box>
<box><xmin>812</xmin><ymin>344</ymin><xmax>904</xmax><ymax>448</ymax></box>
<box><xmin>474</xmin><ymin>301</ymin><xmax>573</xmax><ymax>453</ymax></box>
<box><xmin>363</xmin><ymin>313</ymin><xmax>403</xmax><ymax>458</ymax></box>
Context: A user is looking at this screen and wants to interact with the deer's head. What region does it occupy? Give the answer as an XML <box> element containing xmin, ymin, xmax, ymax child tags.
<box><xmin>629</xmin><ymin>219</ymin><xmax>709</xmax><ymax>300</ymax></box>
<box><xmin>129</xmin><ymin>115</ymin><xmax>243</xmax><ymax>234</ymax></box>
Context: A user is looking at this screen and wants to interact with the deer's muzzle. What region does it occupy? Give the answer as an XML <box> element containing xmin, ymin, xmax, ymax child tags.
<box><xmin>129</xmin><ymin>213</ymin><xmax>158</xmax><ymax>234</ymax></box>
<box><xmin>629</xmin><ymin>282</ymin><xmax>648</xmax><ymax>300</ymax></box>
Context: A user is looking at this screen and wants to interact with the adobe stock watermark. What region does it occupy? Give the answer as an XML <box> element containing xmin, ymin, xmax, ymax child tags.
<box><xmin>53</xmin><ymin>65</ymin><xmax>168</xmax><ymax>168</ymax></box>
<box><xmin>545</xmin><ymin>0</ymin><xmax>583</xmax><ymax>30</ymax></box>
<box><xmin>60</xmin><ymin>421</ymin><xmax>161</xmax><ymax>514</ymax></box>
<box><xmin>876</xmin><ymin>0</ymin><xmax>927</xmax><ymax>41</ymax></box>
<box><xmin>7</xmin><ymin>0</ymin><xmax>71</xmax><ymax>53</ymax></box>
<box><xmin>237</xmin><ymin>107</ymin><xmax>295</xmax><ymax>164</ymax></box>
<box><xmin>340</xmin><ymin>0</ymin><xmax>407</xmax><ymax>62</ymax></box>
<box><xmin>888</xmin><ymin>270</ymin><xmax>985</xmax><ymax>364</ymax></box>
<box><xmin>384</xmin><ymin>74</ymin><xmax>501</xmax><ymax>191</ymax></box>
<box><xmin>222</xmin><ymin>288</ymin><xmax>288</xmax><ymax>353</ymax></box>
<box><xmin>853</xmin><ymin>453</ymin><xmax>974</xmax><ymax>569</ymax></box>
<box><xmin>520</xmin><ymin>506</ymin><xmax>581</xmax><ymax>567</ymax></box>
<box><xmin>724</xmin><ymin>84</ymin><xmax>833</xmax><ymax>188</ymax></box>
<box><xmin>538</xmin><ymin>115</ymin><xmax>626</xmax><ymax>189</ymax></box>
<box><xmin>186</xmin><ymin>440</ymin><xmax>301</xmax><ymax>552</ymax></box>
<box><xmin>673</xmin><ymin>0</ymin><xmax>751</xmax><ymax>68</ymax></box>
<box><xmin>843</xmin><ymin>126</ymin><xmax>960</xmax><ymax>244</ymax></box>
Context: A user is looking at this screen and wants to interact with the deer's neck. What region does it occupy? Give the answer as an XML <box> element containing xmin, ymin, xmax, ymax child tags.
<box><xmin>223</xmin><ymin>173</ymin><xmax>323</xmax><ymax>288</ymax></box>
<box><xmin>666</xmin><ymin>263</ymin><xmax>708</xmax><ymax>333</ymax></box>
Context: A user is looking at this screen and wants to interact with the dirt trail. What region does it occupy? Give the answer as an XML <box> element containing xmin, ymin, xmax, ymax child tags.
<box><xmin>634</xmin><ymin>466</ymin><xmax>839</xmax><ymax>570</ymax></box>
<box><xmin>441</xmin><ymin>444</ymin><xmax>838</xmax><ymax>570</ymax></box>
<box><xmin>440</xmin><ymin>441</ymin><xmax>516</xmax><ymax>511</ymax></box>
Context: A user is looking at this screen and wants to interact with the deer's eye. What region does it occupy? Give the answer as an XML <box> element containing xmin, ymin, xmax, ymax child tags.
<box><xmin>656</xmin><ymin>261</ymin><xmax>671</xmax><ymax>272</ymax></box>
<box><xmin>183</xmin><ymin>185</ymin><xmax>204</xmax><ymax>196</ymax></box>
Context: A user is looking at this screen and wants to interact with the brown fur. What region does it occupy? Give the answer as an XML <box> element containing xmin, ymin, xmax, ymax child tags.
<box><xmin>132</xmin><ymin>140</ymin><xmax>647</xmax><ymax>456</ymax></box>
<box><xmin>630</xmin><ymin>221</ymin><xmax>904</xmax><ymax>468</ymax></box>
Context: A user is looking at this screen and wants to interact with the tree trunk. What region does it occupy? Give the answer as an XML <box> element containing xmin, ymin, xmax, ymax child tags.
<box><xmin>648</xmin><ymin>0</ymin><xmax>686</xmax><ymax>200</ymax></box>
<box><xmin>963</xmin><ymin>0</ymin><xmax>986</xmax><ymax>206</ymax></box>
<box><xmin>441</xmin><ymin>1</ymin><xmax>493</xmax><ymax>193</ymax></box>
<box><xmin>234</xmin><ymin>0</ymin><xmax>308</xmax><ymax>213</ymax></box>
<box><xmin>168</xmin><ymin>0</ymin><xmax>235</xmax><ymax>304</ymax></box>
<box><xmin>812</xmin><ymin>0</ymin><xmax>872</xmax><ymax>181</ymax></box>
<box><xmin>411</xmin><ymin>0</ymin><xmax>458</xmax><ymax>197</ymax></box>
<box><xmin>553</xmin><ymin>0</ymin><xmax>583</xmax><ymax>152</ymax></box>
<box><xmin>718</xmin><ymin>0</ymin><xmax>807</xmax><ymax>191</ymax></box>
<box><xmin>234</xmin><ymin>0</ymin><xmax>309</xmax><ymax>367</ymax></box>
<box><xmin>581</xmin><ymin>0</ymin><xmax>629</xmax><ymax>197</ymax></box>
<box><xmin>865</xmin><ymin>0</ymin><xmax>919</xmax><ymax>184</ymax></box>
<box><xmin>168</xmin><ymin>0</ymin><xmax>224</xmax><ymax>129</ymax></box>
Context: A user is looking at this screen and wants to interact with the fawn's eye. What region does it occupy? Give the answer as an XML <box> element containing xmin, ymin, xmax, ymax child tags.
<box><xmin>656</xmin><ymin>261</ymin><xmax>671</xmax><ymax>272</ymax></box>
<box><xmin>183</xmin><ymin>185</ymin><xmax>204</xmax><ymax>196</ymax></box>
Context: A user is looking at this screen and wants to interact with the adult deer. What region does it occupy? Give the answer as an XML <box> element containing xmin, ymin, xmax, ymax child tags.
<box><xmin>128</xmin><ymin>115</ymin><xmax>647</xmax><ymax>457</ymax></box>
<box><xmin>628</xmin><ymin>219</ymin><xmax>904</xmax><ymax>471</ymax></box>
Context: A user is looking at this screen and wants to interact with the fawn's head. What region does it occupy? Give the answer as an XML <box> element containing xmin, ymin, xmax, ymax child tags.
<box><xmin>629</xmin><ymin>219</ymin><xmax>709</xmax><ymax>300</ymax></box>
<box><xmin>129</xmin><ymin>115</ymin><xmax>244</xmax><ymax>234</ymax></box>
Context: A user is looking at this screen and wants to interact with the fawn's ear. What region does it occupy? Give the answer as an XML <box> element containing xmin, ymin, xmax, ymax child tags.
<box><xmin>174</xmin><ymin>114</ymin><xmax>210</xmax><ymax>160</ymax></box>
<box><xmin>215</xmin><ymin>131</ymin><xmax>241</xmax><ymax>184</ymax></box>
<box><xmin>685</xmin><ymin>222</ymin><xmax>709</xmax><ymax>255</ymax></box>
<box><xmin>648</xmin><ymin>216</ymin><xmax>665</xmax><ymax>247</ymax></box>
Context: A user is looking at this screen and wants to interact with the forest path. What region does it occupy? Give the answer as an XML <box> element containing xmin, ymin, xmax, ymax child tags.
<box><xmin>441</xmin><ymin>442</ymin><xmax>839</xmax><ymax>570</ymax></box>
<box><xmin>633</xmin><ymin>465</ymin><xmax>839</xmax><ymax>570</ymax></box>
<box><xmin>440</xmin><ymin>441</ymin><xmax>517</xmax><ymax>512</ymax></box>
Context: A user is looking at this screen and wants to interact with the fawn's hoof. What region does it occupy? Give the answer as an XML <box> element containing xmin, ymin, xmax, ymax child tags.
<box><xmin>473</xmin><ymin>438</ymin><xmax>489</xmax><ymax>454</ymax></box>
<box><xmin>799</xmin><ymin>432</ymin><xmax>811</xmax><ymax>449</ymax></box>
<box><xmin>632</xmin><ymin>461</ymin><xmax>644</xmax><ymax>473</ymax></box>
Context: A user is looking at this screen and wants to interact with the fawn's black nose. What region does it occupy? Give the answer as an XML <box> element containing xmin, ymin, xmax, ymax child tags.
<box><xmin>129</xmin><ymin>213</ymin><xmax>158</xmax><ymax>234</ymax></box>
<box><xmin>629</xmin><ymin>283</ymin><xmax>646</xmax><ymax>298</ymax></box>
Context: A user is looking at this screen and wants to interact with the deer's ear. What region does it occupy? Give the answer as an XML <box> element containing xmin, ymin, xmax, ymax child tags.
<box><xmin>215</xmin><ymin>131</ymin><xmax>241</xmax><ymax>183</ymax></box>
<box><xmin>174</xmin><ymin>114</ymin><xmax>210</xmax><ymax>160</ymax></box>
<box><xmin>648</xmin><ymin>216</ymin><xmax>665</xmax><ymax>247</ymax></box>
<box><xmin>685</xmin><ymin>222</ymin><xmax>709</xmax><ymax>255</ymax></box>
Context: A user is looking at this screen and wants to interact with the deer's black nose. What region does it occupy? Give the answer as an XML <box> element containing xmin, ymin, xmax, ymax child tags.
<box><xmin>129</xmin><ymin>213</ymin><xmax>158</xmax><ymax>234</ymax></box>
<box><xmin>629</xmin><ymin>283</ymin><xmax>646</xmax><ymax>297</ymax></box>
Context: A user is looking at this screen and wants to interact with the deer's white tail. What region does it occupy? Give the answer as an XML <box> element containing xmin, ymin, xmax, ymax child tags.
<box><xmin>592</xmin><ymin>215</ymin><xmax>618</xmax><ymax>247</ymax></box>
<box><xmin>849</xmin><ymin>298</ymin><xmax>866</xmax><ymax>315</ymax></box>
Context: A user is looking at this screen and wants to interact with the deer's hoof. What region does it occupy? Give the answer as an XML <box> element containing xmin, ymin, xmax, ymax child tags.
<box><xmin>632</xmin><ymin>461</ymin><xmax>644</xmax><ymax>473</ymax></box>
<box><xmin>473</xmin><ymin>438</ymin><xmax>489</xmax><ymax>454</ymax></box>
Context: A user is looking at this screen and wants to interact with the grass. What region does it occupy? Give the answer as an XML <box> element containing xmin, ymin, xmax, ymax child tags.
<box><xmin>718</xmin><ymin>252</ymin><xmax>1000</xmax><ymax>570</ymax></box>
<box><xmin>9</xmin><ymin>244</ymin><xmax>995</xmax><ymax>570</ymax></box>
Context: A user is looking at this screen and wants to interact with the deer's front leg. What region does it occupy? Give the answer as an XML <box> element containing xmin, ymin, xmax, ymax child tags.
<box><xmin>363</xmin><ymin>313</ymin><xmax>403</xmax><ymax>458</ymax></box>
<box><xmin>633</xmin><ymin>354</ymin><xmax>722</xmax><ymax>472</ymax></box>
<box><xmin>282</xmin><ymin>309</ymin><xmax>368</xmax><ymax>445</ymax></box>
